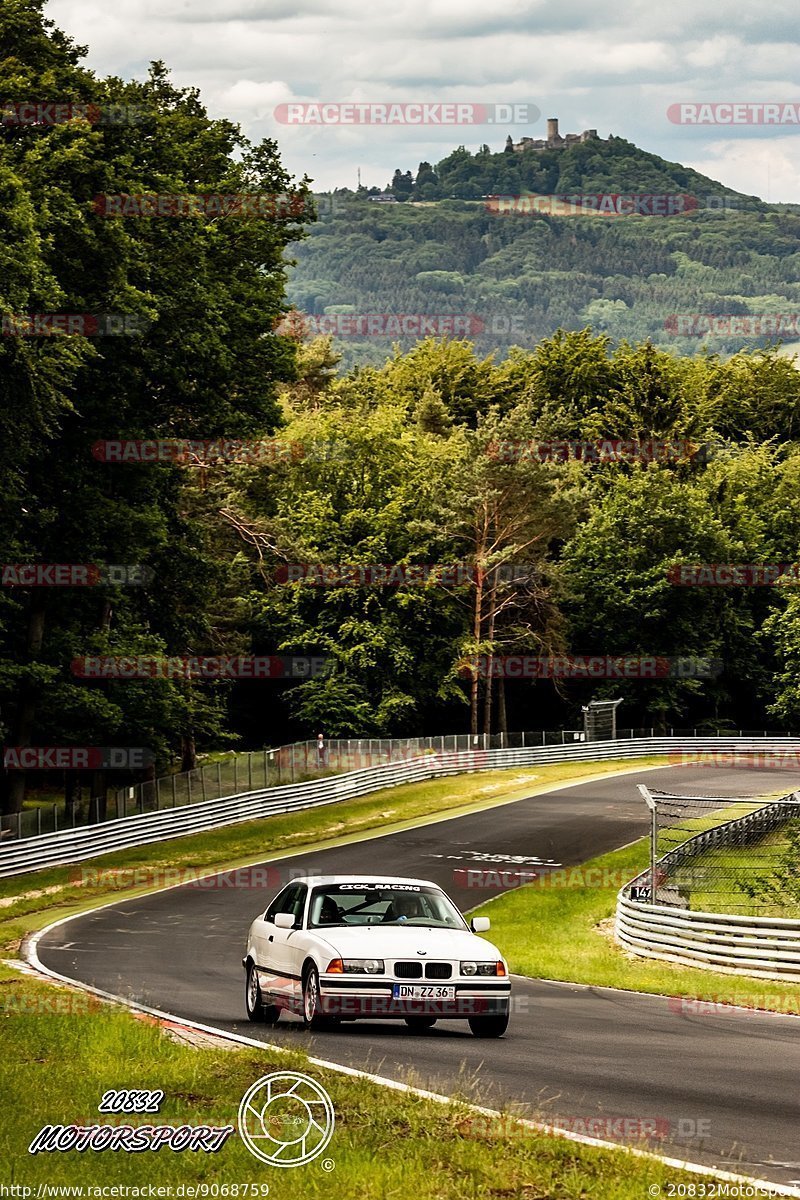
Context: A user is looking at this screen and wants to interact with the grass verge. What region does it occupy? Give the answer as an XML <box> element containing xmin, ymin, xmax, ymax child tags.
<box><xmin>0</xmin><ymin>981</ymin><xmax>716</xmax><ymax>1197</ymax></box>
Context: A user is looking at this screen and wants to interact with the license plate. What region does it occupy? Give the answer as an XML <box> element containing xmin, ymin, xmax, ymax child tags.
<box><xmin>392</xmin><ymin>984</ymin><xmax>455</xmax><ymax>1000</ymax></box>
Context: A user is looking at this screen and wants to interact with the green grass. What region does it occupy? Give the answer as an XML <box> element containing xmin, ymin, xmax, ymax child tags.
<box><xmin>475</xmin><ymin>835</ymin><xmax>800</xmax><ymax>1010</ymax></box>
<box><xmin>683</xmin><ymin>828</ymin><xmax>800</xmax><ymax>917</ymax></box>
<box><xmin>0</xmin><ymin>961</ymin><xmax>723</xmax><ymax>1196</ymax></box>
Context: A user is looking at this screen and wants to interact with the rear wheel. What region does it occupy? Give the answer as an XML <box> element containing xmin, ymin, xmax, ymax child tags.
<box><xmin>245</xmin><ymin>963</ymin><xmax>280</xmax><ymax>1025</ymax></box>
<box><xmin>404</xmin><ymin>1016</ymin><xmax>437</xmax><ymax>1031</ymax></box>
<box><xmin>468</xmin><ymin>1013</ymin><xmax>509</xmax><ymax>1038</ymax></box>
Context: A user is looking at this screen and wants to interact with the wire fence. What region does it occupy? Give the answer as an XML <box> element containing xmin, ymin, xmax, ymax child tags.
<box><xmin>3</xmin><ymin>729</ymin><xmax>588</xmax><ymax>841</ymax></box>
<box><xmin>2</xmin><ymin>725</ymin><xmax>794</xmax><ymax>843</ymax></box>
<box><xmin>641</xmin><ymin>788</ymin><xmax>800</xmax><ymax>916</ymax></box>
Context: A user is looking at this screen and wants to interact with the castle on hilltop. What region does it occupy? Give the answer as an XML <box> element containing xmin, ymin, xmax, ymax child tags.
<box><xmin>508</xmin><ymin>117</ymin><xmax>600</xmax><ymax>153</ymax></box>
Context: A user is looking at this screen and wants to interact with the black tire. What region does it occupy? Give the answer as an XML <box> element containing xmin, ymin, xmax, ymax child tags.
<box><xmin>404</xmin><ymin>1016</ymin><xmax>437</xmax><ymax>1031</ymax></box>
<box><xmin>302</xmin><ymin>964</ymin><xmax>333</xmax><ymax>1030</ymax></box>
<box><xmin>468</xmin><ymin>1013</ymin><xmax>509</xmax><ymax>1038</ymax></box>
<box><xmin>245</xmin><ymin>962</ymin><xmax>280</xmax><ymax>1025</ymax></box>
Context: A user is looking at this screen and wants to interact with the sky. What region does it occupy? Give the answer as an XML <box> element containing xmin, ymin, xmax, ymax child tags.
<box><xmin>46</xmin><ymin>0</ymin><xmax>800</xmax><ymax>202</ymax></box>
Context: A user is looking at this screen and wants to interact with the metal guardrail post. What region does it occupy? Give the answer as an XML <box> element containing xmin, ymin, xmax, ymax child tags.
<box><xmin>172</xmin><ymin>775</ymin><xmax>177</xmax><ymax>808</ymax></box>
<box><xmin>217</xmin><ymin>762</ymin><xmax>222</xmax><ymax>798</ymax></box>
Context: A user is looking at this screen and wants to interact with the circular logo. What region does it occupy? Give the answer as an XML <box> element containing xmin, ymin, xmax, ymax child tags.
<box><xmin>238</xmin><ymin>1071</ymin><xmax>335</xmax><ymax>1168</ymax></box>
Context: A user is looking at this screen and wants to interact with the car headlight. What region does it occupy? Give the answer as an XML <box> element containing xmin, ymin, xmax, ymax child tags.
<box><xmin>460</xmin><ymin>961</ymin><xmax>502</xmax><ymax>976</ymax></box>
<box><xmin>341</xmin><ymin>958</ymin><xmax>385</xmax><ymax>974</ymax></box>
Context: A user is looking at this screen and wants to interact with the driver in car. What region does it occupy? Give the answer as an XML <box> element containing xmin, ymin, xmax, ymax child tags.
<box><xmin>385</xmin><ymin>893</ymin><xmax>423</xmax><ymax>922</ymax></box>
<box><xmin>317</xmin><ymin>895</ymin><xmax>341</xmax><ymax>924</ymax></box>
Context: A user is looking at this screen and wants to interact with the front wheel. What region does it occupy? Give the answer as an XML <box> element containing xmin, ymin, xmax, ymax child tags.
<box><xmin>302</xmin><ymin>965</ymin><xmax>334</xmax><ymax>1030</ymax></box>
<box><xmin>468</xmin><ymin>1013</ymin><xmax>509</xmax><ymax>1038</ymax></box>
<box><xmin>404</xmin><ymin>1016</ymin><xmax>437</xmax><ymax>1031</ymax></box>
<box><xmin>245</xmin><ymin>963</ymin><xmax>280</xmax><ymax>1025</ymax></box>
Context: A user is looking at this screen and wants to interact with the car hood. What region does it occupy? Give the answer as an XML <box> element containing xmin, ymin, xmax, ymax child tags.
<box><xmin>312</xmin><ymin>924</ymin><xmax>503</xmax><ymax>961</ymax></box>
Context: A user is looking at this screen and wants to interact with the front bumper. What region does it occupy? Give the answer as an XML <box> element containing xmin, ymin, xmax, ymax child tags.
<box><xmin>318</xmin><ymin>978</ymin><xmax>511</xmax><ymax>1019</ymax></box>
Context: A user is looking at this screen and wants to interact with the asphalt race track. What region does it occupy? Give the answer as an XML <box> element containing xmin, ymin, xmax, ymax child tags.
<box><xmin>37</xmin><ymin>764</ymin><xmax>800</xmax><ymax>1186</ymax></box>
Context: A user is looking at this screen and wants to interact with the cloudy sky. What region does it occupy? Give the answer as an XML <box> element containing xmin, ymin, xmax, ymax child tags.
<box><xmin>46</xmin><ymin>0</ymin><xmax>800</xmax><ymax>201</ymax></box>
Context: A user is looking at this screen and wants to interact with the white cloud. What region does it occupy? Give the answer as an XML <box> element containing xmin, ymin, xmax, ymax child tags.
<box><xmin>688</xmin><ymin>138</ymin><xmax>800</xmax><ymax>205</ymax></box>
<box><xmin>44</xmin><ymin>0</ymin><xmax>800</xmax><ymax>198</ymax></box>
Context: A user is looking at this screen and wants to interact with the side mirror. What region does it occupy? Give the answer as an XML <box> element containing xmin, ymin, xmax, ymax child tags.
<box><xmin>471</xmin><ymin>916</ymin><xmax>490</xmax><ymax>933</ymax></box>
<box><xmin>274</xmin><ymin>912</ymin><xmax>296</xmax><ymax>930</ymax></box>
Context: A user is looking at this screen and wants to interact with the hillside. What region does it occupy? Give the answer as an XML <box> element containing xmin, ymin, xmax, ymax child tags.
<box><xmin>286</xmin><ymin>136</ymin><xmax>800</xmax><ymax>368</ymax></box>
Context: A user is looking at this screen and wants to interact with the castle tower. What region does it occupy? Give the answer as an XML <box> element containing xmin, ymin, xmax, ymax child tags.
<box><xmin>546</xmin><ymin>117</ymin><xmax>559</xmax><ymax>142</ymax></box>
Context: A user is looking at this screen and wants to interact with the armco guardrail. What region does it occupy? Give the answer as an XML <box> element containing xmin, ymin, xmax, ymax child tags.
<box><xmin>616</xmin><ymin>894</ymin><xmax>800</xmax><ymax>982</ymax></box>
<box><xmin>3</xmin><ymin>735</ymin><xmax>800</xmax><ymax>880</ymax></box>
<box><xmin>616</xmin><ymin>786</ymin><xmax>800</xmax><ymax>981</ymax></box>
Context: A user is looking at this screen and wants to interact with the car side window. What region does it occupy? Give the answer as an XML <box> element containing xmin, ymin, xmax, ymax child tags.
<box><xmin>265</xmin><ymin>883</ymin><xmax>301</xmax><ymax>923</ymax></box>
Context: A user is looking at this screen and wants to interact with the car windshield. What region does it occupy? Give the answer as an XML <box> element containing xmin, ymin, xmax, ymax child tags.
<box><xmin>308</xmin><ymin>883</ymin><xmax>467</xmax><ymax>929</ymax></box>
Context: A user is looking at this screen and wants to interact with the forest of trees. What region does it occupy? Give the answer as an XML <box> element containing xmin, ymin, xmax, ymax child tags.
<box><xmin>5</xmin><ymin>1</ymin><xmax>800</xmax><ymax>815</ymax></box>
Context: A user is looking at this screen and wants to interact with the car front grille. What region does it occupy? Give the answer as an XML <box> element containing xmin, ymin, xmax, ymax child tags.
<box><xmin>394</xmin><ymin>961</ymin><xmax>453</xmax><ymax>979</ymax></box>
<box><xmin>425</xmin><ymin>963</ymin><xmax>452</xmax><ymax>979</ymax></box>
<box><xmin>394</xmin><ymin>962</ymin><xmax>423</xmax><ymax>979</ymax></box>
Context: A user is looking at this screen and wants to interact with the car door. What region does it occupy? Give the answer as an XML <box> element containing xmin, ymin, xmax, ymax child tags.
<box><xmin>261</xmin><ymin>883</ymin><xmax>307</xmax><ymax>1009</ymax></box>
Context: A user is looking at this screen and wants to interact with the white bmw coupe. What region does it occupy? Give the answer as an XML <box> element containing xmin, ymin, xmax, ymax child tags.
<box><xmin>243</xmin><ymin>875</ymin><xmax>511</xmax><ymax>1037</ymax></box>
